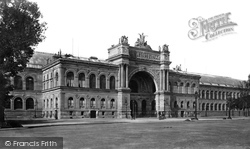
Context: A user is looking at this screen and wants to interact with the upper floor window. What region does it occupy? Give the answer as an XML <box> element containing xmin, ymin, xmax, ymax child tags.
<box><xmin>66</xmin><ymin>72</ymin><xmax>74</xmax><ymax>87</ymax></box>
<box><xmin>101</xmin><ymin>98</ymin><xmax>105</xmax><ymax>108</ymax></box>
<box><xmin>90</xmin><ymin>98</ymin><xmax>96</xmax><ymax>108</ymax></box>
<box><xmin>68</xmin><ymin>97</ymin><xmax>74</xmax><ymax>108</ymax></box>
<box><xmin>26</xmin><ymin>77</ymin><xmax>34</xmax><ymax>90</ymax></box>
<box><xmin>55</xmin><ymin>72</ymin><xmax>59</xmax><ymax>87</ymax></box>
<box><xmin>110</xmin><ymin>99</ymin><xmax>115</xmax><ymax>109</ymax></box>
<box><xmin>78</xmin><ymin>73</ymin><xmax>85</xmax><ymax>87</ymax></box>
<box><xmin>89</xmin><ymin>74</ymin><xmax>96</xmax><ymax>89</ymax></box>
<box><xmin>100</xmin><ymin>75</ymin><xmax>106</xmax><ymax>89</ymax></box>
<box><xmin>110</xmin><ymin>76</ymin><xmax>115</xmax><ymax>90</ymax></box>
<box><xmin>14</xmin><ymin>76</ymin><xmax>22</xmax><ymax>90</ymax></box>
<box><xmin>79</xmin><ymin>98</ymin><xmax>85</xmax><ymax>108</ymax></box>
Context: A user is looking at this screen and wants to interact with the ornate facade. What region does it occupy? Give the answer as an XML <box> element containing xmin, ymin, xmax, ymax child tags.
<box><xmin>5</xmin><ymin>34</ymin><xmax>248</xmax><ymax>119</ymax></box>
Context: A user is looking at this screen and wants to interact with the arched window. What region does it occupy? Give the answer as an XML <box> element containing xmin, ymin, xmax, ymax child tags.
<box><xmin>193</xmin><ymin>101</ymin><xmax>196</xmax><ymax>109</ymax></box>
<box><xmin>90</xmin><ymin>98</ymin><xmax>96</xmax><ymax>108</ymax></box>
<box><xmin>187</xmin><ymin>101</ymin><xmax>190</xmax><ymax>109</ymax></box>
<box><xmin>78</xmin><ymin>73</ymin><xmax>85</xmax><ymax>87</ymax></box>
<box><xmin>100</xmin><ymin>75</ymin><xmax>106</xmax><ymax>89</ymax></box>
<box><xmin>191</xmin><ymin>83</ymin><xmax>196</xmax><ymax>94</ymax></box>
<box><xmin>210</xmin><ymin>91</ymin><xmax>214</xmax><ymax>99</ymax></box>
<box><xmin>55</xmin><ymin>98</ymin><xmax>58</xmax><ymax>109</ymax></box>
<box><xmin>110</xmin><ymin>99</ymin><xmax>115</xmax><ymax>109</ymax></box>
<box><xmin>89</xmin><ymin>74</ymin><xmax>96</xmax><ymax>89</ymax></box>
<box><xmin>14</xmin><ymin>98</ymin><xmax>23</xmax><ymax>110</ymax></box>
<box><xmin>79</xmin><ymin>98</ymin><xmax>85</xmax><ymax>108</ymax></box>
<box><xmin>210</xmin><ymin>103</ymin><xmax>214</xmax><ymax>111</ymax></box>
<box><xmin>50</xmin><ymin>73</ymin><xmax>53</xmax><ymax>88</ymax></box>
<box><xmin>214</xmin><ymin>103</ymin><xmax>217</xmax><ymax>111</ymax></box>
<box><xmin>55</xmin><ymin>72</ymin><xmax>59</xmax><ymax>87</ymax></box>
<box><xmin>110</xmin><ymin>76</ymin><xmax>115</xmax><ymax>90</ymax></box>
<box><xmin>206</xmin><ymin>103</ymin><xmax>209</xmax><ymax>111</ymax></box>
<box><xmin>47</xmin><ymin>99</ymin><xmax>49</xmax><ymax>108</ymax></box>
<box><xmin>181</xmin><ymin>101</ymin><xmax>183</xmax><ymax>108</ymax></box>
<box><xmin>222</xmin><ymin>104</ymin><xmax>225</xmax><ymax>111</ymax></box>
<box><xmin>179</xmin><ymin>82</ymin><xmax>184</xmax><ymax>93</ymax></box>
<box><xmin>186</xmin><ymin>83</ymin><xmax>190</xmax><ymax>94</ymax></box>
<box><xmin>214</xmin><ymin>91</ymin><xmax>217</xmax><ymax>99</ymax></box>
<box><xmin>202</xmin><ymin>90</ymin><xmax>205</xmax><ymax>99</ymax></box>
<box><xmin>174</xmin><ymin>101</ymin><xmax>178</xmax><ymax>108</ymax></box>
<box><xmin>51</xmin><ymin>98</ymin><xmax>53</xmax><ymax>108</ymax></box>
<box><xmin>151</xmin><ymin>100</ymin><xmax>156</xmax><ymax>110</ymax></box>
<box><xmin>66</xmin><ymin>72</ymin><xmax>74</xmax><ymax>87</ymax></box>
<box><xmin>43</xmin><ymin>100</ymin><xmax>45</xmax><ymax>109</ymax></box>
<box><xmin>218</xmin><ymin>104</ymin><xmax>221</xmax><ymax>111</ymax></box>
<box><xmin>222</xmin><ymin>92</ymin><xmax>225</xmax><ymax>100</ymax></box>
<box><xmin>26</xmin><ymin>77</ymin><xmax>34</xmax><ymax>90</ymax></box>
<box><xmin>218</xmin><ymin>91</ymin><xmax>221</xmax><ymax>100</ymax></box>
<box><xmin>68</xmin><ymin>97</ymin><xmax>74</xmax><ymax>108</ymax></box>
<box><xmin>26</xmin><ymin>98</ymin><xmax>34</xmax><ymax>110</ymax></box>
<box><xmin>5</xmin><ymin>98</ymin><xmax>11</xmax><ymax>109</ymax></box>
<box><xmin>206</xmin><ymin>91</ymin><xmax>210</xmax><ymax>99</ymax></box>
<box><xmin>14</xmin><ymin>76</ymin><xmax>22</xmax><ymax>90</ymax></box>
<box><xmin>202</xmin><ymin>103</ymin><xmax>205</xmax><ymax>111</ymax></box>
<box><xmin>101</xmin><ymin>98</ymin><xmax>105</xmax><ymax>108</ymax></box>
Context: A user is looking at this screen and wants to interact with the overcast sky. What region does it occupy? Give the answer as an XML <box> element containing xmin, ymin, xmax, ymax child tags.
<box><xmin>30</xmin><ymin>0</ymin><xmax>250</xmax><ymax>81</ymax></box>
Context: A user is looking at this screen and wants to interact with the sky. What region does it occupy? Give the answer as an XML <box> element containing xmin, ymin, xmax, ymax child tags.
<box><xmin>30</xmin><ymin>0</ymin><xmax>250</xmax><ymax>81</ymax></box>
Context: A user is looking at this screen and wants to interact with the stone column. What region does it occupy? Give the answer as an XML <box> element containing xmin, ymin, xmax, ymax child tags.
<box><xmin>106</xmin><ymin>78</ymin><xmax>110</xmax><ymax>89</ymax></box>
<box><xmin>126</xmin><ymin>65</ymin><xmax>128</xmax><ymax>88</ymax></box>
<box><xmin>159</xmin><ymin>70</ymin><xmax>162</xmax><ymax>90</ymax></box>
<box><xmin>118</xmin><ymin>65</ymin><xmax>121</xmax><ymax>88</ymax></box>
<box><xmin>75</xmin><ymin>75</ymin><xmax>78</xmax><ymax>88</ymax></box>
<box><xmin>97</xmin><ymin>78</ymin><xmax>100</xmax><ymax>88</ymax></box>
<box><xmin>162</xmin><ymin>70</ymin><xmax>165</xmax><ymax>90</ymax></box>
<box><xmin>86</xmin><ymin>77</ymin><xmax>89</xmax><ymax>88</ymax></box>
<box><xmin>166</xmin><ymin>70</ymin><xmax>169</xmax><ymax>91</ymax></box>
<box><xmin>121</xmin><ymin>64</ymin><xmax>124</xmax><ymax>88</ymax></box>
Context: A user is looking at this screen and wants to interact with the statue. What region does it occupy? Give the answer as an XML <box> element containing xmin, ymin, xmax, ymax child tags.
<box><xmin>162</xmin><ymin>44</ymin><xmax>169</xmax><ymax>52</ymax></box>
<box><xmin>135</xmin><ymin>33</ymin><xmax>148</xmax><ymax>47</ymax></box>
<box><xmin>120</xmin><ymin>35</ymin><xmax>128</xmax><ymax>45</ymax></box>
<box><xmin>139</xmin><ymin>33</ymin><xmax>147</xmax><ymax>45</ymax></box>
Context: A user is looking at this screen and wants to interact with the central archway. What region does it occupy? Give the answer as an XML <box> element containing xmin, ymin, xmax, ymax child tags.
<box><xmin>129</xmin><ymin>71</ymin><xmax>156</xmax><ymax>118</ymax></box>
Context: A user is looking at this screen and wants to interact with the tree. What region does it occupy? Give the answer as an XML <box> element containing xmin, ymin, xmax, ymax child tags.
<box><xmin>226</xmin><ymin>95</ymin><xmax>236</xmax><ymax>119</ymax></box>
<box><xmin>230</xmin><ymin>77</ymin><xmax>250</xmax><ymax>118</ymax></box>
<box><xmin>0</xmin><ymin>0</ymin><xmax>46</xmax><ymax>126</ymax></box>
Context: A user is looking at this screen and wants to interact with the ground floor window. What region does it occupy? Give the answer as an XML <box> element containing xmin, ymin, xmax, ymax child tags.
<box><xmin>14</xmin><ymin>98</ymin><xmax>23</xmax><ymax>110</ymax></box>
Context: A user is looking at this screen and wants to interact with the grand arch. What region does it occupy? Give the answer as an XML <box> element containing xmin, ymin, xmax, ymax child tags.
<box><xmin>128</xmin><ymin>70</ymin><xmax>158</xmax><ymax>118</ymax></box>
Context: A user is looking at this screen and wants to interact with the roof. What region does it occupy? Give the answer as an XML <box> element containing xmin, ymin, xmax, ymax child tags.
<box><xmin>27</xmin><ymin>51</ymin><xmax>54</xmax><ymax>68</ymax></box>
<box><xmin>194</xmin><ymin>73</ymin><xmax>243</xmax><ymax>88</ymax></box>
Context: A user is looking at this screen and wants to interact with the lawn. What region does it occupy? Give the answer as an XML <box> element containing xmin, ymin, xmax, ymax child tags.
<box><xmin>1</xmin><ymin>119</ymin><xmax>250</xmax><ymax>149</ymax></box>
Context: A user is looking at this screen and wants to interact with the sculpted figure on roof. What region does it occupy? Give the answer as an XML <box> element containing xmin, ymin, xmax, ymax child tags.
<box><xmin>120</xmin><ymin>35</ymin><xmax>128</xmax><ymax>45</ymax></box>
<box><xmin>135</xmin><ymin>33</ymin><xmax>147</xmax><ymax>47</ymax></box>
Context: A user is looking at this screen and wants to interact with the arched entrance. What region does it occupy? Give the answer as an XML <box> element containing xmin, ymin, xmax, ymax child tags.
<box><xmin>129</xmin><ymin>71</ymin><xmax>156</xmax><ymax>118</ymax></box>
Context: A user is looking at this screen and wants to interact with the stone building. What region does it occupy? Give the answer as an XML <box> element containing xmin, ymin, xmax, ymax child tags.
<box><xmin>4</xmin><ymin>34</ymin><xmax>248</xmax><ymax>119</ymax></box>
